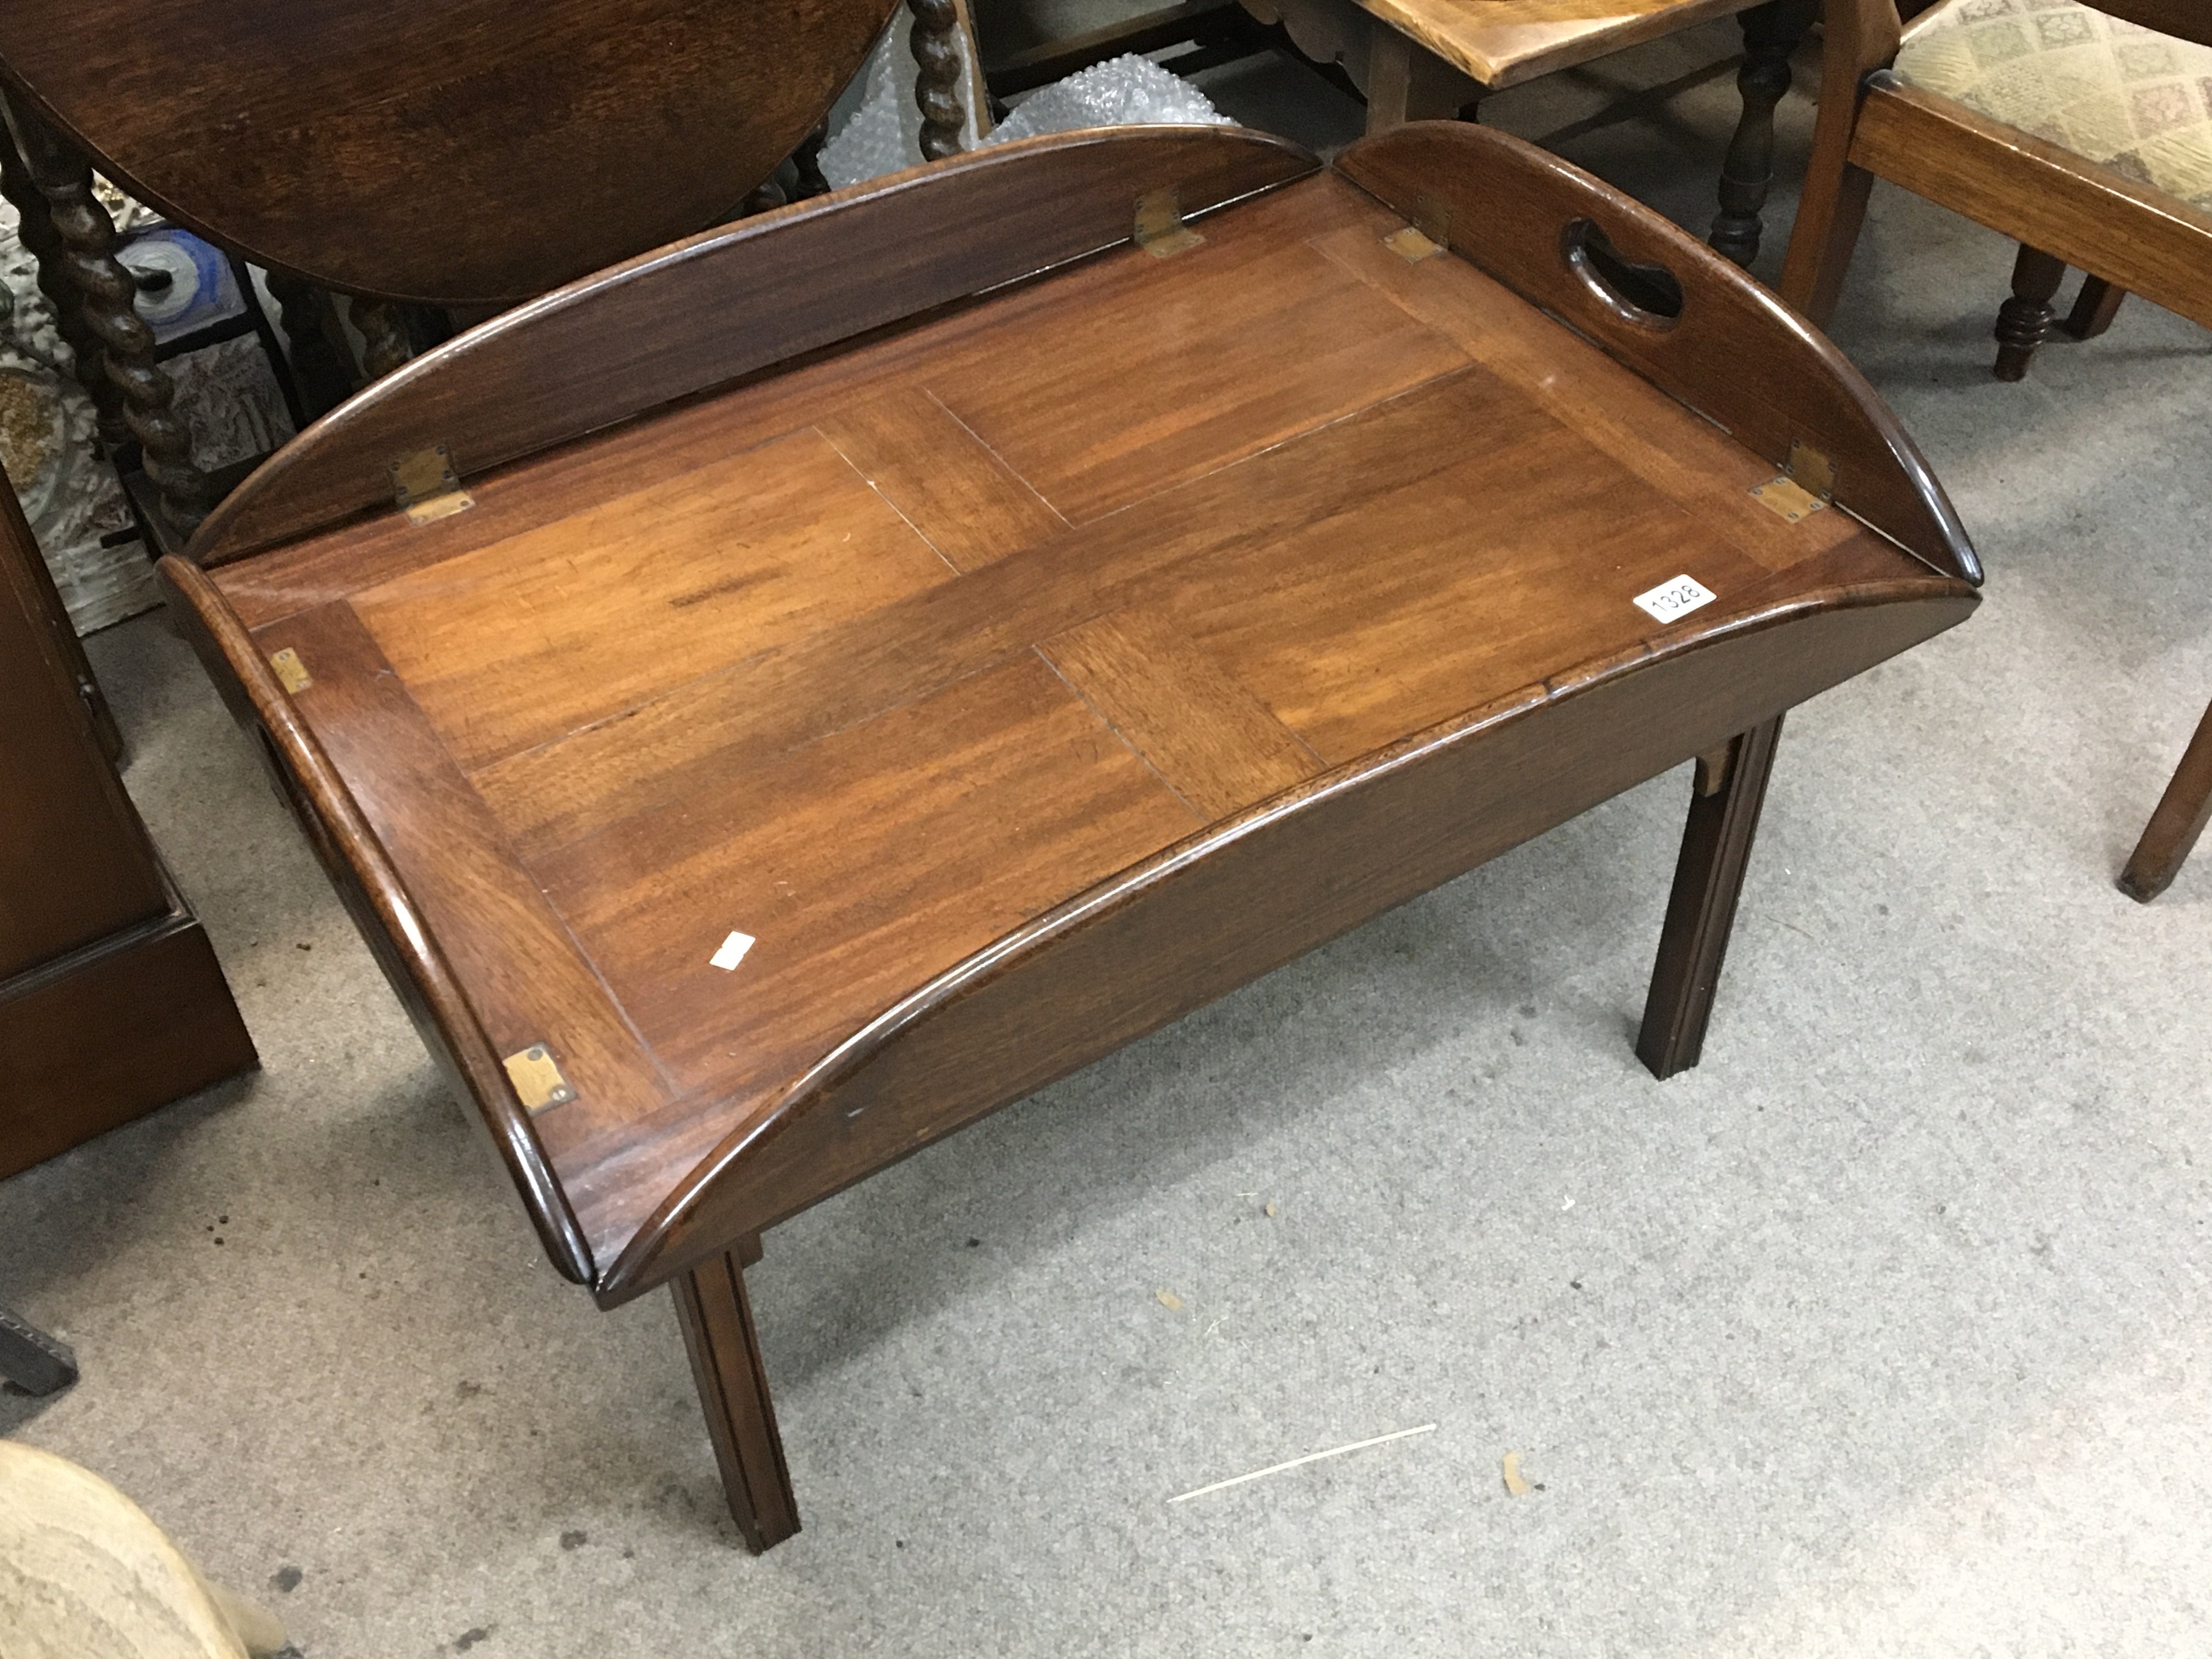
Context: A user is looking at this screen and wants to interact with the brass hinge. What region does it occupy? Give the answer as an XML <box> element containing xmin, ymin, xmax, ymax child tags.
<box><xmin>1135</xmin><ymin>189</ymin><xmax>1204</xmax><ymax>259</ymax></box>
<box><xmin>1384</xmin><ymin>224</ymin><xmax>1443</xmax><ymax>263</ymax></box>
<box><xmin>1385</xmin><ymin>191</ymin><xmax>1454</xmax><ymax>264</ymax></box>
<box><xmin>268</xmin><ymin>646</ymin><xmax>312</xmax><ymax>694</ymax></box>
<box><xmin>502</xmin><ymin>1043</ymin><xmax>576</xmax><ymax>1112</ymax></box>
<box><xmin>391</xmin><ymin>444</ymin><xmax>475</xmax><ymax>526</ymax></box>
<box><xmin>1750</xmin><ymin>441</ymin><xmax>1836</xmax><ymax>524</ymax></box>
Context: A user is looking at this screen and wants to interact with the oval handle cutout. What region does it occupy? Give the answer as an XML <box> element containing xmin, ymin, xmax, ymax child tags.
<box><xmin>1561</xmin><ymin>219</ymin><xmax>1684</xmax><ymax>326</ymax></box>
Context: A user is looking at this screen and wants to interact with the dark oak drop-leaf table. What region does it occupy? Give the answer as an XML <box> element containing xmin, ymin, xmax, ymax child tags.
<box><xmin>162</xmin><ymin>122</ymin><xmax>1979</xmax><ymax>1551</ymax></box>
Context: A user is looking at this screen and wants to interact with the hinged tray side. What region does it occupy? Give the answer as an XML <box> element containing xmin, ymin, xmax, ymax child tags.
<box><xmin>598</xmin><ymin>573</ymin><xmax>1977</xmax><ymax>1304</ymax></box>
<box><xmin>185</xmin><ymin>126</ymin><xmax>1318</xmax><ymax>569</ymax></box>
<box><xmin>1335</xmin><ymin>121</ymin><xmax>1980</xmax><ymax>586</ymax></box>
<box><xmin>156</xmin><ymin>554</ymin><xmax>597</xmax><ymax>1287</ymax></box>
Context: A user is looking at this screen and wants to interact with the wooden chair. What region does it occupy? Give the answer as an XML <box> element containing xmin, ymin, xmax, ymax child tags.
<box><xmin>1779</xmin><ymin>1</ymin><xmax>2211</xmax><ymax>900</ymax></box>
<box><xmin>153</xmin><ymin>7</ymin><xmax>1984</xmax><ymax>1540</ymax></box>
<box><xmin>1780</xmin><ymin>0</ymin><xmax>2212</xmax><ymax>377</ymax></box>
<box><xmin>1239</xmin><ymin>0</ymin><xmax>1821</xmax><ymax>264</ymax></box>
<box><xmin>0</xmin><ymin>0</ymin><xmax>976</xmax><ymax>549</ymax></box>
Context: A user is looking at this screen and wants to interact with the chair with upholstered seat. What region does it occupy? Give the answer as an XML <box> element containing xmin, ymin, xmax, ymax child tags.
<box><xmin>1781</xmin><ymin>0</ymin><xmax>2212</xmax><ymax>379</ymax></box>
<box><xmin>1780</xmin><ymin>0</ymin><xmax>2212</xmax><ymax>902</ymax></box>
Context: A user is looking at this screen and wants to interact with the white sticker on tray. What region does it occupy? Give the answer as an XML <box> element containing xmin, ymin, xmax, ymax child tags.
<box><xmin>710</xmin><ymin>930</ymin><xmax>756</xmax><ymax>972</ymax></box>
<box><xmin>1633</xmin><ymin>574</ymin><xmax>1717</xmax><ymax>624</ymax></box>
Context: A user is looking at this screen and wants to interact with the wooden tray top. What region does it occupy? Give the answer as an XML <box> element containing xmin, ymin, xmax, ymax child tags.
<box><xmin>163</xmin><ymin>126</ymin><xmax>1977</xmax><ymax>1305</ymax></box>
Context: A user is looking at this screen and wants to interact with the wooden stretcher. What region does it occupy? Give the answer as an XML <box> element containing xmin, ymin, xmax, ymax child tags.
<box><xmin>160</xmin><ymin>120</ymin><xmax>1979</xmax><ymax>1550</ymax></box>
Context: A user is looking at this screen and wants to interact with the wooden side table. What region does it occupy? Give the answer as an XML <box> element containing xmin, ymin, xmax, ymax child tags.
<box><xmin>0</xmin><ymin>477</ymin><xmax>255</xmax><ymax>1182</ymax></box>
<box><xmin>1242</xmin><ymin>0</ymin><xmax>1819</xmax><ymax>263</ymax></box>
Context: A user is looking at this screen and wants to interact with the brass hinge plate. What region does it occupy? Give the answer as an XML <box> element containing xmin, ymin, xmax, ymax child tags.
<box><xmin>268</xmin><ymin>646</ymin><xmax>312</xmax><ymax>693</ymax></box>
<box><xmin>391</xmin><ymin>444</ymin><xmax>474</xmax><ymax>526</ymax></box>
<box><xmin>503</xmin><ymin>1043</ymin><xmax>576</xmax><ymax>1112</ymax></box>
<box><xmin>1751</xmin><ymin>441</ymin><xmax>1836</xmax><ymax>524</ymax></box>
<box><xmin>1384</xmin><ymin>224</ymin><xmax>1443</xmax><ymax>263</ymax></box>
<box><xmin>1135</xmin><ymin>189</ymin><xmax>1204</xmax><ymax>259</ymax></box>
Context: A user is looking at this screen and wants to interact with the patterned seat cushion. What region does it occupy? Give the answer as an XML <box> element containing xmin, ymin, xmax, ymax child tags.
<box><xmin>1894</xmin><ymin>0</ymin><xmax>2212</xmax><ymax>212</ymax></box>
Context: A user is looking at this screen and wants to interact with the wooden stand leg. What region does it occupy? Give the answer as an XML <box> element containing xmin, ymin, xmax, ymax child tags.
<box><xmin>264</xmin><ymin>272</ymin><xmax>357</xmax><ymax>420</ymax></box>
<box><xmin>672</xmin><ymin>1239</ymin><xmax>799</xmax><ymax>1553</ymax></box>
<box><xmin>1994</xmin><ymin>245</ymin><xmax>2067</xmax><ymax>381</ymax></box>
<box><xmin>1</xmin><ymin>96</ymin><xmax>211</xmax><ymax>540</ymax></box>
<box><xmin>346</xmin><ymin>297</ymin><xmax>416</xmax><ymax>382</ymax></box>
<box><xmin>909</xmin><ymin>0</ymin><xmax>969</xmax><ymax>161</ymax></box>
<box><xmin>2119</xmin><ymin>698</ymin><xmax>2212</xmax><ymax>904</ymax></box>
<box><xmin>1708</xmin><ymin>0</ymin><xmax>1817</xmax><ymax>267</ymax></box>
<box><xmin>1362</xmin><ymin>26</ymin><xmax>1472</xmax><ymax>134</ymax></box>
<box><xmin>2061</xmin><ymin>275</ymin><xmax>2127</xmax><ymax>342</ymax></box>
<box><xmin>1637</xmin><ymin>716</ymin><xmax>1784</xmax><ymax>1079</ymax></box>
<box><xmin>0</xmin><ymin>119</ymin><xmax>126</xmax><ymax>446</ymax></box>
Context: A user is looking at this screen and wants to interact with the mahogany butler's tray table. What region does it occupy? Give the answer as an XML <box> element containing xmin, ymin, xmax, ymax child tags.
<box><xmin>164</xmin><ymin>121</ymin><xmax>1979</xmax><ymax>1551</ymax></box>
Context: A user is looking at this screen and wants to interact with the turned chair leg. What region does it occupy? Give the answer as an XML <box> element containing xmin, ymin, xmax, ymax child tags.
<box><xmin>2062</xmin><ymin>275</ymin><xmax>2127</xmax><ymax>342</ymax></box>
<box><xmin>1637</xmin><ymin>716</ymin><xmax>1784</xmax><ymax>1079</ymax></box>
<box><xmin>672</xmin><ymin>1237</ymin><xmax>799</xmax><ymax>1553</ymax></box>
<box><xmin>2119</xmin><ymin>698</ymin><xmax>2212</xmax><ymax>904</ymax></box>
<box><xmin>1709</xmin><ymin>0</ymin><xmax>1818</xmax><ymax>267</ymax></box>
<box><xmin>1994</xmin><ymin>245</ymin><xmax>2067</xmax><ymax>381</ymax></box>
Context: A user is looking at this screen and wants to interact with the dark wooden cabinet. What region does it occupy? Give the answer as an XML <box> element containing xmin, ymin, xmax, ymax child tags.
<box><xmin>0</xmin><ymin>481</ymin><xmax>255</xmax><ymax>1179</ymax></box>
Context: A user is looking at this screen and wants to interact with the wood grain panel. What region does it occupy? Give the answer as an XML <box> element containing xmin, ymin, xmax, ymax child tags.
<box><xmin>1040</xmin><ymin>608</ymin><xmax>1322</xmax><ymax>817</ymax></box>
<box><xmin>206</xmin><ymin>345</ymin><xmax>940</xmax><ymax>632</ymax></box>
<box><xmin>1306</xmin><ymin>219</ymin><xmax>1860</xmax><ymax>575</ymax></box>
<box><xmin>537</xmin><ymin>655</ymin><xmax>1198</xmax><ymax>1097</ymax></box>
<box><xmin>597</xmin><ymin>577</ymin><xmax>1976</xmax><ymax>1296</ymax></box>
<box><xmin>255</xmin><ymin>603</ymin><xmax>675</xmax><ymax>1148</ymax></box>
<box><xmin>819</xmin><ymin>388</ymin><xmax>1064</xmax><ymax>572</ymax></box>
<box><xmin>0</xmin><ymin>483</ymin><xmax>167</xmax><ymax>975</ymax></box>
<box><xmin>1335</xmin><ymin>122</ymin><xmax>1978</xmax><ymax>583</ymax></box>
<box><xmin>1169</xmin><ymin>416</ymin><xmax>1771</xmax><ymax>761</ymax></box>
<box><xmin>469</xmin><ymin>368</ymin><xmax>1506</xmax><ymax>859</ymax></box>
<box><xmin>0</xmin><ymin>0</ymin><xmax>905</xmax><ymax>302</ymax></box>
<box><xmin>924</xmin><ymin>224</ymin><xmax>1468</xmax><ymax>521</ymax></box>
<box><xmin>1356</xmin><ymin>0</ymin><xmax>1757</xmax><ymax>89</ymax></box>
<box><xmin>353</xmin><ymin>427</ymin><xmax>955</xmax><ymax>774</ymax></box>
<box><xmin>0</xmin><ymin>900</ymin><xmax>257</xmax><ymax>1181</ymax></box>
<box><xmin>188</xmin><ymin>128</ymin><xmax>1319</xmax><ymax>566</ymax></box>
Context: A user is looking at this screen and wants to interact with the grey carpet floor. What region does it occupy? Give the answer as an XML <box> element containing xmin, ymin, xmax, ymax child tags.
<box><xmin>5</xmin><ymin>22</ymin><xmax>2209</xmax><ymax>1658</ymax></box>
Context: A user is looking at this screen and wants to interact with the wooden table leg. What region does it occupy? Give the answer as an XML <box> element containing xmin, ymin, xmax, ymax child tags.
<box><xmin>2119</xmin><ymin>697</ymin><xmax>2212</xmax><ymax>904</ymax></box>
<box><xmin>1362</xmin><ymin>27</ymin><xmax>1477</xmax><ymax>134</ymax></box>
<box><xmin>2062</xmin><ymin>275</ymin><xmax>2127</xmax><ymax>342</ymax></box>
<box><xmin>1637</xmin><ymin>714</ymin><xmax>1784</xmax><ymax>1079</ymax></box>
<box><xmin>672</xmin><ymin>1238</ymin><xmax>800</xmax><ymax>1553</ymax></box>
<box><xmin>1708</xmin><ymin>0</ymin><xmax>1818</xmax><ymax>267</ymax></box>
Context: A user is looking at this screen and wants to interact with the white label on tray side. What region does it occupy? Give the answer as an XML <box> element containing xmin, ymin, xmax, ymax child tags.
<box><xmin>1633</xmin><ymin>574</ymin><xmax>1717</xmax><ymax>624</ymax></box>
<box><xmin>710</xmin><ymin>930</ymin><xmax>756</xmax><ymax>972</ymax></box>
